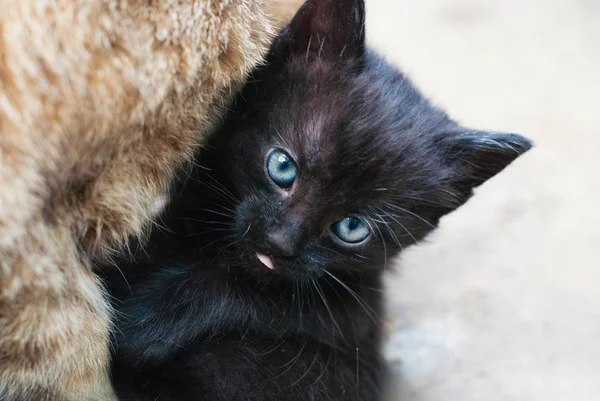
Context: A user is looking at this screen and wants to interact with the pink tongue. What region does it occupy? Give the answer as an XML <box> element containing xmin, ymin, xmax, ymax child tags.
<box><xmin>256</xmin><ymin>252</ymin><xmax>275</xmax><ymax>270</ymax></box>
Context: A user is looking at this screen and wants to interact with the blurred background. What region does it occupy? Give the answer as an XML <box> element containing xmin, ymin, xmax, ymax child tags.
<box><xmin>276</xmin><ymin>0</ymin><xmax>600</xmax><ymax>399</ymax></box>
<box><xmin>368</xmin><ymin>1</ymin><xmax>600</xmax><ymax>400</ymax></box>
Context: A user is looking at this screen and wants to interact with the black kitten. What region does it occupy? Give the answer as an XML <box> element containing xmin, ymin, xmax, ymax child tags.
<box><xmin>107</xmin><ymin>0</ymin><xmax>531</xmax><ymax>399</ymax></box>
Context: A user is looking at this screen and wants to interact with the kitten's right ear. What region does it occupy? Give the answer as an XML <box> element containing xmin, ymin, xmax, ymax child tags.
<box><xmin>273</xmin><ymin>0</ymin><xmax>366</xmax><ymax>62</ymax></box>
<box><xmin>438</xmin><ymin>129</ymin><xmax>532</xmax><ymax>202</ymax></box>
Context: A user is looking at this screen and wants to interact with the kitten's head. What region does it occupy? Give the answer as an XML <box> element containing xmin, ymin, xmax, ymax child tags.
<box><xmin>207</xmin><ymin>0</ymin><xmax>531</xmax><ymax>280</ymax></box>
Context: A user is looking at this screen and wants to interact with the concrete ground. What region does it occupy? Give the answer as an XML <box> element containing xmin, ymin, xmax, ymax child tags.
<box><xmin>362</xmin><ymin>0</ymin><xmax>600</xmax><ymax>400</ymax></box>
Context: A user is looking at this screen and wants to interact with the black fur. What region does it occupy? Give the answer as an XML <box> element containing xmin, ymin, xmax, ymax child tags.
<box><xmin>106</xmin><ymin>0</ymin><xmax>531</xmax><ymax>399</ymax></box>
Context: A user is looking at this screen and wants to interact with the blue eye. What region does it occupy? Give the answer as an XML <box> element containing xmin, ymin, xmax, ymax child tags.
<box><xmin>267</xmin><ymin>149</ymin><xmax>297</xmax><ymax>188</ymax></box>
<box><xmin>333</xmin><ymin>217</ymin><xmax>370</xmax><ymax>244</ymax></box>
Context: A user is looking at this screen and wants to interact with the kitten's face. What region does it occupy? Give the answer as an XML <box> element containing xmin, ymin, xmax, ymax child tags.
<box><xmin>208</xmin><ymin>0</ymin><xmax>531</xmax><ymax>281</ymax></box>
<box><xmin>222</xmin><ymin>67</ymin><xmax>434</xmax><ymax>279</ymax></box>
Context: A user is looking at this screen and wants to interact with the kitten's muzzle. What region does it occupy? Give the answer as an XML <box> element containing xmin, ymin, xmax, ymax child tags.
<box><xmin>265</xmin><ymin>224</ymin><xmax>303</xmax><ymax>258</ymax></box>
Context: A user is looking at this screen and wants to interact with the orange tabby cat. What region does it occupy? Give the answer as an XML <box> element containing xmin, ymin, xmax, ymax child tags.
<box><xmin>0</xmin><ymin>0</ymin><xmax>302</xmax><ymax>399</ymax></box>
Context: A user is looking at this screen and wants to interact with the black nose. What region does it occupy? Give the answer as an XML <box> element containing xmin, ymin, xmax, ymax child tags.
<box><xmin>266</xmin><ymin>219</ymin><xmax>303</xmax><ymax>257</ymax></box>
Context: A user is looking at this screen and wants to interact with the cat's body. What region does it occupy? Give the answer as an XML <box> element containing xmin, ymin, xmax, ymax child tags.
<box><xmin>107</xmin><ymin>0</ymin><xmax>531</xmax><ymax>399</ymax></box>
<box><xmin>110</xmin><ymin>245</ymin><xmax>384</xmax><ymax>400</ymax></box>
<box><xmin>0</xmin><ymin>0</ymin><xmax>275</xmax><ymax>398</ymax></box>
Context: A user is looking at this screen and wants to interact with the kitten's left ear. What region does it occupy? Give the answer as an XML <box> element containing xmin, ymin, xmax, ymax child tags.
<box><xmin>274</xmin><ymin>0</ymin><xmax>366</xmax><ymax>62</ymax></box>
<box><xmin>439</xmin><ymin>129</ymin><xmax>532</xmax><ymax>196</ymax></box>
